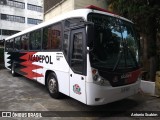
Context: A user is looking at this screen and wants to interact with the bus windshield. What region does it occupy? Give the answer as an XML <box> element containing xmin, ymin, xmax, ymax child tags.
<box><xmin>88</xmin><ymin>13</ymin><xmax>140</xmax><ymax>71</ymax></box>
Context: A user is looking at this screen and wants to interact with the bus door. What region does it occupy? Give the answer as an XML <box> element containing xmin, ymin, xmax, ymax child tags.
<box><xmin>69</xmin><ymin>28</ymin><xmax>86</xmax><ymax>104</ymax></box>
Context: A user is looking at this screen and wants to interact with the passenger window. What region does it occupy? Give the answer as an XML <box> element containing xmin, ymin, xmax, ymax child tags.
<box><xmin>9</xmin><ymin>39</ymin><xmax>14</xmax><ymax>51</ymax></box>
<box><xmin>29</xmin><ymin>30</ymin><xmax>41</xmax><ymax>50</ymax></box>
<box><xmin>14</xmin><ymin>37</ymin><xmax>21</xmax><ymax>50</ymax></box>
<box><xmin>43</xmin><ymin>23</ymin><xmax>62</xmax><ymax>50</ymax></box>
<box><xmin>5</xmin><ymin>40</ymin><xmax>10</xmax><ymax>51</ymax></box>
<box><xmin>21</xmin><ymin>34</ymin><xmax>29</xmax><ymax>50</ymax></box>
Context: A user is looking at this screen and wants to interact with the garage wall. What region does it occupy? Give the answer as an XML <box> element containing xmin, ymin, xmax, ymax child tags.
<box><xmin>74</xmin><ymin>0</ymin><xmax>107</xmax><ymax>9</ymax></box>
<box><xmin>44</xmin><ymin>0</ymin><xmax>74</xmax><ymax>21</ymax></box>
<box><xmin>44</xmin><ymin>0</ymin><xmax>107</xmax><ymax>21</ymax></box>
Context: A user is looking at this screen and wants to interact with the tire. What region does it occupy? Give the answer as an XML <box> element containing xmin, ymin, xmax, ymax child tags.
<box><xmin>11</xmin><ymin>63</ymin><xmax>17</xmax><ymax>77</ymax></box>
<box><xmin>47</xmin><ymin>73</ymin><xmax>60</xmax><ymax>99</ymax></box>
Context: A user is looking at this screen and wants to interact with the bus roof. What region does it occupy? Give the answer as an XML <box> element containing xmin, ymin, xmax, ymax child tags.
<box><xmin>5</xmin><ymin>8</ymin><xmax>132</xmax><ymax>41</ymax></box>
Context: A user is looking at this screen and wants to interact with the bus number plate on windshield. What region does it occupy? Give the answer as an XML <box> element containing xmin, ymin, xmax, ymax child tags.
<box><xmin>121</xmin><ymin>87</ymin><xmax>130</xmax><ymax>93</ymax></box>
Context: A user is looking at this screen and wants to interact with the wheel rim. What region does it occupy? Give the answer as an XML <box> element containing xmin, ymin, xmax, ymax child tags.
<box><xmin>48</xmin><ymin>78</ymin><xmax>57</xmax><ymax>93</ymax></box>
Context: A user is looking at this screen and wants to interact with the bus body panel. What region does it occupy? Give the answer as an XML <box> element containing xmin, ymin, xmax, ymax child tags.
<box><xmin>86</xmin><ymin>53</ymin><xmax>93</xmax><ymax>83</ymax></box>
<box><xmin>54</xmin><ymin>70</ymin><xmax>70</xmax><ymax>96</ymax></box>
<box><xmin>31</xmin><ymin>52</ymin><xmax>70</xmax><ymax>90</ymax></box>
<box><xmin>69</xmin><ymin>69</ymin><xmax>86</xmax><ymax>104</ymax></box>
<box><xmin>4</xmin><ymin>51</ymin><xmax>71</xmax><ymax>96</ymax></box>
<box><xmin>86</xmin><ymin>80</ymin><xmax>140</xmax><ymax>105</ymax></box>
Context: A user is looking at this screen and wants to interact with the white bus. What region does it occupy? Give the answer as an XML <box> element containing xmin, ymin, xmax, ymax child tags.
<box><xmin>4</xmin><ymin>5</ymin><xmax>141</xmax><ymax>105</ymax></box>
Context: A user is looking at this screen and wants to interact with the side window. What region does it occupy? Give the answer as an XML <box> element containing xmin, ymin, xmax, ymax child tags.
<box><xmin>71</xmin><ymin>32</ymin><xmax>83</xmax><ymax>74</ymax></box>
<box><xmin>29</xmin><ymin>30</ymin><xmax>41</xmax><ymax>50</ymax></box>
<box><xmin>29</xmin><ymin>32</ymin><xmax>34</xmax><ymax>50</ymax></box>
<box><xmin>63</xmin><ymin>31</ymin><xmax>69</xmax><ymax>61</ymax></box>
<box><xmin>21</xmin><ymin>34</ymin><xmax>29</xmax><ymax>50</ymax></box>
<box><xmin>14</xmin><ymin>37</ymin><xmax>21</xmax><ymax>50</ymax></box>
<box><xmin>9</xmin><ymin>39</ymin><xmax>14</xmax><ymax>51</ymax></box>
<box><xmin>5</xmin><ymin>40</ymin><xmax>10</xmax><ymax>51</ymax></box>
<box><xmin>43</xmin><ymin>27</ymin><xmax>48</xmax><ymax>49</ymax></box>
<box><xmin>43</xmin><ymin>23</ymin><xmax>61</xmax><ymax>50</ymax></box>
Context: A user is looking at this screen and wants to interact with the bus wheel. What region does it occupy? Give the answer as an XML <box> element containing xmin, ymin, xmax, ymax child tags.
<box><xmin>11</xmin><ymin>63</ymin><xmax>17</xmax><ymax>77</ymax></box>
<box><xmin>47</xmin><ymin>73</ymin><xmax>60</xmax><ymax>99</ymax></box>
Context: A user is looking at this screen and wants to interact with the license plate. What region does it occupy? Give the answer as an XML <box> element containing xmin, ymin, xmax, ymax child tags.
<box><xmin>121</xmin><ymin>86</ymin><xmax>130</xmax><ymax>93</ymax></box>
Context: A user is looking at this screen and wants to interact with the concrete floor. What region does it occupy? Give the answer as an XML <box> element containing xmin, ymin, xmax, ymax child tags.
<box><xmin>0</xmin><ymin>69</ymin><xmax>160</xmax><ymax>120</ymax></box>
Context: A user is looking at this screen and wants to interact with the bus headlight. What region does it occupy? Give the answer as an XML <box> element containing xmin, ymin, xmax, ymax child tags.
<box><xmin>92</xmin><ymin>69</ymin><xmax>110</xmax><ymax>86</ymax></box>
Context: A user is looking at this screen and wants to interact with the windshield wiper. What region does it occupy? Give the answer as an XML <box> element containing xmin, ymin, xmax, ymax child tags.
<box><xmin>128</xmin><ymin>48</ymin><xmax>138</xmax><ymax>67</ymax></box>
<box><xmin>112</xmin><ymin>47</ymin><xmax>138</xmax><ymax>72</ymax></box>
<box><xmin>112</xmin><ymin>50</ymin><xmax>122</xmax><ymax>71</ymax></box>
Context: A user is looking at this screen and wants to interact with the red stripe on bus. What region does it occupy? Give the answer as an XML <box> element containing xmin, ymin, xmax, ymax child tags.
<box><xmin>20</xmin><ymin>52</ymin><xmax>44</xmax><ymax>79</ymax></box>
